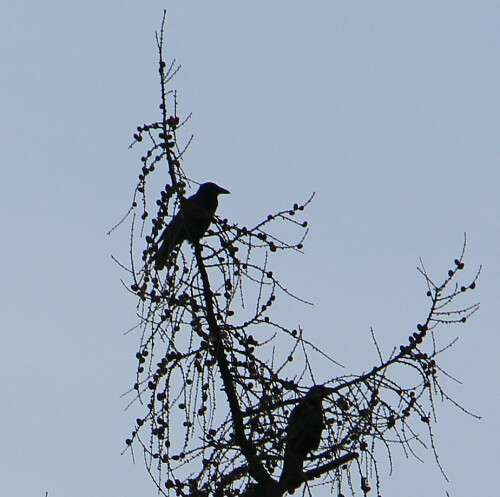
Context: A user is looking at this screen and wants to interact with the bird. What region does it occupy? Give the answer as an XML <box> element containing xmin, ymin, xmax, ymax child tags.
<box><xmin>154</xmin><ymin>182</ymin><xmax>230</xmax><ymax>270</ymax></box>
<box><xmin>280</xmin><ymin>385</ymin><xmax>331</xmax><ymax>493</ymax></box>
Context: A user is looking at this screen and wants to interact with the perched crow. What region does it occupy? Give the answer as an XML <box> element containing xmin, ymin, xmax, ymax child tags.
<box><xmin>154</xmin><ymin>182</ymin><xmax>230</xmax><ymax>270</ymax></box>
<box><xmin>280</xmin><ymin>385</ymin><xmax>331</xmax><ymax>493</ymax></box>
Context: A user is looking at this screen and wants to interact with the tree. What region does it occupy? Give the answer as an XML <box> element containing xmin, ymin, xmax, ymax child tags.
<box><xmin>116</xmin><ymin>13</ymin><xmax>480</xmax><ymax>497</ymax></box>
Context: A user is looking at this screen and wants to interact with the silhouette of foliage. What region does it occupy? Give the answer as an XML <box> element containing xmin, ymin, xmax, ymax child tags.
<box><xmin>116</xmin><ymin>12</ymin><xmax>481</xmax><ymax>497</ymax></box>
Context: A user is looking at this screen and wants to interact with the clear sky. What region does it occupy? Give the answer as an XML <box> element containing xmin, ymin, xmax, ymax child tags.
<box><xmin>1</xmin><ymin>2</ymin><xmax>498</xmax><ymax>496</ymax></box>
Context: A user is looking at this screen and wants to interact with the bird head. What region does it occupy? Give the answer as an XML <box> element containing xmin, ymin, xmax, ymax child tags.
<box><xmin>197</xmin><ymin>182</ymin><xmax>230</xmax><ymax>196</ymax></box>
<box><xmin>305</xmin><ymin>385</ymin><xmax>334</xmax><ymax>399</ymax></box>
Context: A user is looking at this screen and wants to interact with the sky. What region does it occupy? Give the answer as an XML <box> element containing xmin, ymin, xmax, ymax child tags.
<box><xmin>1</xmin><ymin>2</ymin><xmax>498</xmax><ymax>496</ymax></box>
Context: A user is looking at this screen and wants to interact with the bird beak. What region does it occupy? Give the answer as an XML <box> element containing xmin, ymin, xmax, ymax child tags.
<box><xmin>317</xmin><ymin>386</ymin><xmax>337</xmax><ymax>398</ymax></box>
<box><xmin>218</xmin><ymin>186</ymin><xmax>230</xmax><ymax>195</ymax></box>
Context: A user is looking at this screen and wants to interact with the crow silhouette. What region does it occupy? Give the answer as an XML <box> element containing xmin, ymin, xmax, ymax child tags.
<box><xmin>280</xmin><ymin>385</ymin><xmax>331</xmax><ymax>493</ymax></box>
<box><xmin>154</xmin><ymin>182</ymin><xmax>230</xmax><ymax>270</ymax></box>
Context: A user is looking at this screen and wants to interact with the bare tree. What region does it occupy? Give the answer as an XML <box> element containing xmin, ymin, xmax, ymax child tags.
<box><xmin>115</xmin><ymin>13</ymin><xmax>480</xmax><ymax>497</ymax></box>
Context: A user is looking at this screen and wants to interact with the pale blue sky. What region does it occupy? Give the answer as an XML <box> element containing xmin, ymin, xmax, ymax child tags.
<box><xmin>1</xmin><ymin>2</ymin><xmax>498</xmax><ymax>496</ymax></box>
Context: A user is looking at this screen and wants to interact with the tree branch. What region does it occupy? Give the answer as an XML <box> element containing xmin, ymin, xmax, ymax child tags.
<box><xmin>194</xmin><ymin>243</ymin><xmax>274</xmax><ymax>487</ymax></box>
<box><xmin>303</xmin><ymin>452</ymin><xmax>359</xmax><ymax>483</ymax></box>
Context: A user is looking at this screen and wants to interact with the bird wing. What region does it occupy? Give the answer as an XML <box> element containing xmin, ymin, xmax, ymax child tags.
<box><xmin>286</xmin><ymin>400</ymin><xmax>323</xmax><ymax>456</ymax></box>
<box><xmin>181</xmin><ymin>197</ymin><xmax>217</xmax><ymax>242</ymax></box>
<box><xmin>154</xmin><ymin>212</ymin><xmax>187</xmax><ymax>269</ymax></box>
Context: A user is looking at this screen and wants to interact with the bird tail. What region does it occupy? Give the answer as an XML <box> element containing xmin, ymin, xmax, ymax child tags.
<box><xmin>280</xmin><ymin>449</ymin><xmax>304</xmax><ymax>493</ymax></box>
<box><xmin>154</xmin><ymin>238</ymin><xmax>173</xmax><ymax>270</ymax></box>
<box><xmin>154</xmin><ymin>215</ymin><xmax>185</xmax><ymax>270</ymax></box>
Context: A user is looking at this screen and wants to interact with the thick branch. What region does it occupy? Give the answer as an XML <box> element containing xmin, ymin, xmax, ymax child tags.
<box><xmin>194</xmin><ymin>244</ymin><xmax>274</xmax><ymax>487</ymax></box>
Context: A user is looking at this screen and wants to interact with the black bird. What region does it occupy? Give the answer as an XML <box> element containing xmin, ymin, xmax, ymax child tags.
<box><xmin>154</xmin><ymin>182</ymin><xmax>230</xmax><ymax>270</ymax></box>
<box><xmin>280</xmin><ymin>385</ymin><xmax>331</xmax><ymax>493</ymax></box>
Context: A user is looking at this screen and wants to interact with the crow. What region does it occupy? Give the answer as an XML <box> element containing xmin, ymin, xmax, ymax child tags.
<box><xmin>280</xmin><ymin>385</ymin><xmax>331</xmax><ymax>493</ymax></box>
<box><xmin>154</xmin><ymin>182</ymin><xmax>230</xmax><ymax>270</ymax></box>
